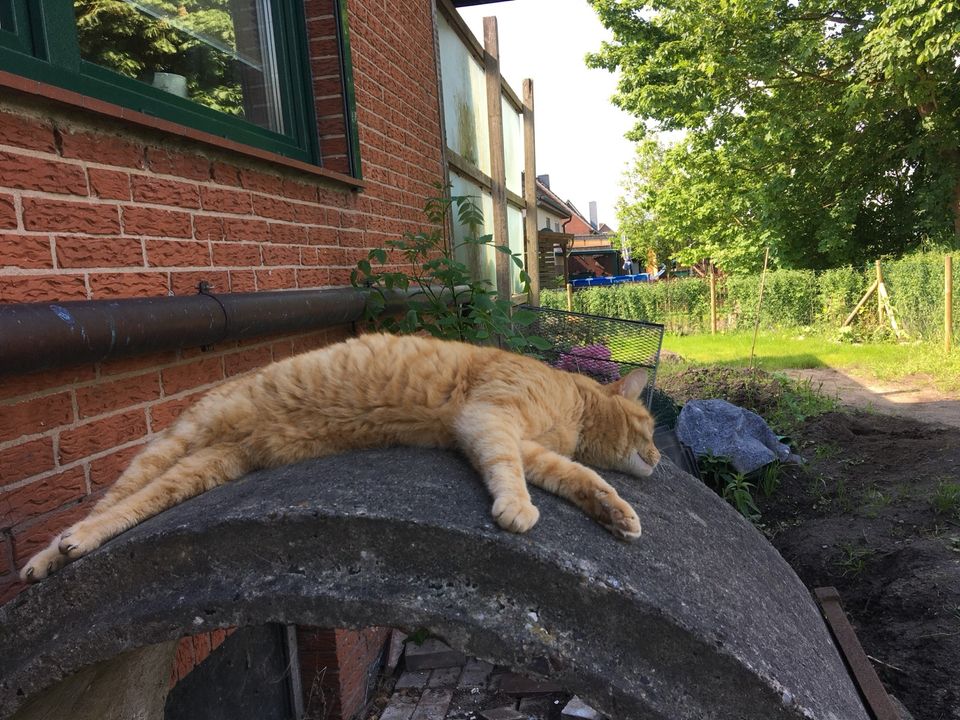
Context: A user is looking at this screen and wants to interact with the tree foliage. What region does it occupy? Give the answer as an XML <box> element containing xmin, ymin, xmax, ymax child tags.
<box><xmin>589</xmin><ymin>0</ymin><xmax>960</xmax><ymax>272</ymax></box>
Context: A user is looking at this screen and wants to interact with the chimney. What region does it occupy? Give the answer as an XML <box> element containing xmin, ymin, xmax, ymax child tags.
<box><xmin>536</xmin><ymin>174</ymin><xmax>550</xmax><ymax>189</ymax></box>
<box><xmin>589</xmin><ymin>201</ymin><xmax>598</xmax><ymax>231</ymax></box>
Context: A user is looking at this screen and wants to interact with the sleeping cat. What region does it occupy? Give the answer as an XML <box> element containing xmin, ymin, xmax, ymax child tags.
<box><xmin>22</xmin><ymin>333</ymin><xmax>661</xmax><ymax>582</ymax></box>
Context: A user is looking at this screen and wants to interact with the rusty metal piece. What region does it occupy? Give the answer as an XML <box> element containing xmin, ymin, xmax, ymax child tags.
<box><xmin>814</xmin><ymin>587</ymin><xmax>901</xmax><ymax>720</ymax></box>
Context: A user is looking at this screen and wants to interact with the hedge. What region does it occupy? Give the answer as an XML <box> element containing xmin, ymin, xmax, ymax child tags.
<box><xmin>540</xmin><ymin>252</ymin><xmax>959</xmax><ymax>342</ymax></box>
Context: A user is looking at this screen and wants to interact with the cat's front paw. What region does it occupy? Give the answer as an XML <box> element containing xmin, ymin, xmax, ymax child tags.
<box><xmin>57</xmin><ymin>523</ymin><xmax>103</xmax><ymax>560</ymax></box>
<box><xmin>20</xmin><ymin>541</ymin><xmax>69</xmax><ymax>583</ymax></box>
<box><xmin>596</xmin><ymin>492</ymin><xmax>642</xmax><ymax>540</ymax></box>
<box><xmin>492</xmin><ymin>496</ymin><xmax>540</xmax><ymax>533</ymax></box>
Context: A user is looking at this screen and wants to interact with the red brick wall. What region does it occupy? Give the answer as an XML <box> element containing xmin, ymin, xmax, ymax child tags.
<box><xmin>299</xmin><ymin>626</ymin><xmax>391</xmax><ymax>720</ymax></box>
<box><xmin>0</xmin><ymin>0</ymin><xmax>444</xmax><ymax>603</ymax></box>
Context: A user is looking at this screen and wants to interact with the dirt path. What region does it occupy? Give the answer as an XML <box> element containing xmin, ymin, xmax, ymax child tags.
<box><xmin>781</xmin><ymin>368</ymin><xmax>960</xmax><ymax>429</ymax></box>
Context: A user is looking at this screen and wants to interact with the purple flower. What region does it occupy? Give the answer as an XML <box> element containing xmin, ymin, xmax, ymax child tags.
<box><xmin>554</xmin><ymin>344</ymin><xmax>621</xmax><ymax>383</ymax></box>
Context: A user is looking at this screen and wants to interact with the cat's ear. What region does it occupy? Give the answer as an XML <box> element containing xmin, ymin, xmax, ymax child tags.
<box><xmin>608</xmin><ymin>368</ymin><xmax>648</xmax><ymax>401</ymax></box>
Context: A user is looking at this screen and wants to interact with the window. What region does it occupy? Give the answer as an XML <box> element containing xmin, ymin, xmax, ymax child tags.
<box><xmin>0</xmin><ymin>1</ymin><xmax>359</xmax><ymax>175</ymax></box>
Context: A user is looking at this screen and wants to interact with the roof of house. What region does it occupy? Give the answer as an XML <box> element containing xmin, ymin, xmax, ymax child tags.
<box><xmin>536</xmin><ymin>179</ymin><xmax>572</xmax><ymax>218</ymax></box>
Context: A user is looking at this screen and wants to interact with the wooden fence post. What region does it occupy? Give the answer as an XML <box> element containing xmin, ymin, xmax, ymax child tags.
<box><xmin>947</xmin><ymin>255</ymin><xmax>954</xmax><ymax>353</ymax></box>
<box><xmin>522</xmin><ymin>78</ymin><xmax>539</xmax><ymax>306</ymax></box>
<box><xmin>483</xmin><ymin>17</ymin><xmax>510</xmax><ymax>299</ymax></box>
<box><xmin>566</xmin><ymin>283</ymin><xmax>574</xmax><ymax>312</ymax></box>
<box><xmin>709</xmin><ymin>265</ymin><xmax>717</xmax><ymax>335</ymax></box>
<box><xmin>875</xmin><ymin>260</ymin><xmax>883</xmax><ymax>325</ymax></box>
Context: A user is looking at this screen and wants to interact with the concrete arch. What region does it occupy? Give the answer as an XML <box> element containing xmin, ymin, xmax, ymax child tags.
<box><xmin>0</xmin><ymin>448</ymin><xmax>867</xmax><ymax>720</ymax></box>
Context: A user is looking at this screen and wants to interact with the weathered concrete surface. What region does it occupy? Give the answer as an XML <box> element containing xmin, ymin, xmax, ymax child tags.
<box><xmin>0</xmin><ymin>448</ymin><xmax>868</xmax><ymax>720</ymax></box>
<box><xmin>9</xmin><ymin>642</ymin><xmax>176</xmax><ymax>720</ymax></box>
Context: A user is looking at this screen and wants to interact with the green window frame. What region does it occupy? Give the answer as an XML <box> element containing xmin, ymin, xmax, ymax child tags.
<box><xmin>0</xmin><ymin>2</ymin><xmax>359</xmax><ymax>176</ymax></box>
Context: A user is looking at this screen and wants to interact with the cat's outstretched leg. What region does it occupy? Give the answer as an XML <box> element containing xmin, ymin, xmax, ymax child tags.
<box><xmin>21</xmin><ymin>443</ymin><xmax>248</xmax><ymax>581</ymax></box>
<box><xmin>521</xmin><ymin>441</ymin><xmax>641</xmax><ymax>540</ymax></box>
<box><xmin>453</xmin><ymin>406</ymin><xmax>540</xmax><ymax>533</ymax></box>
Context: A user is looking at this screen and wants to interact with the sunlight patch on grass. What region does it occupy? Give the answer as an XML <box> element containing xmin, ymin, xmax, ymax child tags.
<box><xmin>662</xmin><ymin>331</ymin><xmax>960</xmax><ymax>392</ymax></box>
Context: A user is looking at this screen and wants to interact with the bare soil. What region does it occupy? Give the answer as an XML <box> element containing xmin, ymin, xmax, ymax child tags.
<box><xmin>664</xmin><ymin>366</ymin><xmax>960</xmax><ymax>720</ymax></box>
<box><xmin>762</xmin><ymin>411</ymin><xmax>960</xmax><ymax>720</ymax></box>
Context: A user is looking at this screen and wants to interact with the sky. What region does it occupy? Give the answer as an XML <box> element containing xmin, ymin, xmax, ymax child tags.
<box><xmin>458</xmin><ymin>0</ymin><xmax>636</xmax><ymax>230</ymax></box>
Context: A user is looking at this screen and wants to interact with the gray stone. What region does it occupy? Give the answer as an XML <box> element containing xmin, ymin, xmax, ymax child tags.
<box><xmin>676</xmin><ymin>398</ymin><xmax>793</xmax><ymax>473</ymax></box>
<box><xmin>518</xmin><ymin>695</ymin><xmax>563</xmax><ymax>718</ymax></box>
<box><xmin>395</xmin><ymin>671</ymin><xmax>431</xmax><ymax>690</ymax></box>
<box><xmin>410</xmin><ymin>688</ymin><xmax>453</xmax><ymax>720</ymax></box>
<box><xmin>380</xmin><ymin>693</ymin><xmax>419</xmax><ymax>720</ymax></box>
<box><xmin>497</xmin><ymin>672</ymin><xmax>562</xmax><ymax>696</ymax></box>
<box><xmin>561</xmin><ymin>696</ymin><xmax>601</xmax><ymax>719</ymax></box>
<box><xmin>479</xmin><ymin>707</ymin><xmax>523</xmax><ymax>720</ymax></box>
<box><xmin>427</xmin><ymin>666</ymin><xmax>462</xmax><ymax>688</ymax></box>
<box><xmin>458</xmin><ymin>659</ymin><xmax>494</xmax><ymax>689</ymax></box>
<box><xmin>0</xmin><ymin>447</ymin><xmax>869</xmax><ymax>720</ymax></box>
<box><xmin>405</xmin><ymin>638</ymin><xmax>466</xmax><ymax>671</ymax></box>
<box><xmin>387</xmin><ymin>629</ymin><xmax>408</xmax><ymax>674</ymax></box>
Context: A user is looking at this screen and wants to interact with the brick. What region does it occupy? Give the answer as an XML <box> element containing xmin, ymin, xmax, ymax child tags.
<box><xmin>269</xmin><ymin>222</ymin><xmax>308</xmax><ymax>245</ymax></box>
<box><xmin>172</xmin><ymin>636</ymin><xmax>196</xmax><ymax>684</ymax></box>
<box><xmin>59</xmin><ymin>129</ymin><xmax>144</xmax><ymax>168</ymax></box>
<box><xmin>146</xmin><ymin>239</ymin><xmax>211</xmax><ymax>267</ymax></box>
<box><xmin>0</xmin><ymin>233</ymin><xmax>52</xmax><ymax>269</ymax></box>
<box><xmin>149</xmin><ymin>390</ymin><xmax>206</xmax><ymax>432</ymax></box>
<box><xmin>170</xmin><ymin>270</ymin><xmax>228</xmax><ymax>296</ymax></box>
<box><xmin>0</xmin><ymin>437</ymin><xmax>55</xmax><ymax>487</ymax></box>
<box><xmin>255</xmin><ymin>268</ymin><xmax>296</xmax><ymax>290</ymax></box>
<box><xmin>0</xmin><ymin>151</ymin><xmax>87</xmax><ymax>195</ymax></box>
<box><xmin>228</xmin><ymin>269</ymin><xmax>256</xmax><ymax>292</ymax></box>
<box><xmin>296</xmin><ymin>268</ymin><xmax>329</xmax><ymax>288</ymax></box>
<box><xmin>191</xmin><ymin>633</ymin><xmax>212</xmax><ymax>664</ymax></box>
<box><xmin>403</xmin><ymin>639</ymin><xmax>464</xmax><ymax>671</ymax></box>
<box><xmin>0</xmin><ymin>536</ymin><xmax>10</xmax><ymax>576</ymax></box>
<box><xmin>295</xmin><ymin>203</ymin><xmax>326</xmax><ymax>225</ymax></box>
<box><xmin>55</xmin><ymin>235</ymin><xmax>143</xmax><ymax>268</ymax></box>
<box><xmin>22</xmin><ymin>198</ymin><xmax>120</xmax><ymax>235</ymax></box>
<box><xmin>121</xmin><ymin>206</ymin><xmax>192</xmax><ymax>238</ymax></box>
<box><xmin>0</xmin><ymin>194</ymin><xmax>14</xmax><ymax>229</ymax></box>
<box><xmin>0</xmin><ymin>468</ymin><xmax>86</xmax><ymax>530</ymax></box>
<box><xmin>240</xmin><ymin>168</ymin><xmax>283</xmax><ymax>194</ymax></box>
<box><xmin>89</xmin><ymin>271</ymin><xmax>168</xmax><ymax>299</ymax></box>
<box><xmin>99</xmin><ymin>351</ymin><xmax>177</xmax><ymax>377</ymax></box>
<box><xmin>0</xmin><ymin>111</ymin><xmax>56</xmax><ymax>153</ymax></box>
<box><xmin>262</xmin><ymin>244</ymin><xmax>300</xmax><ymax>266</ymax></box>
<box><xmin>307</xmin><ymin>226</ymin><xmax>337</xmax><ymax>245</ymax></box>
<box><xmin>211</xmin><ymin>161</ymin><xmax>242</xmax><ymax>187</ymax></box>
<box><xmin>161</xmin><ymin>356</ymin><xmax>224</xmax><ymax>396</ymax></box>
<box><xmin>252</xmin><ymin>195</ymin><xmax>297</xmax><ymax>221</ymax></box>
<box><xmin>87</xmin><ymin>168</ymin><xmax>131</xmax><ymax>200</ymax></box>
<box><xmin>222</xmin><ymin>216</ymin><xmax>269</xmax><ymax>242</ymax></box>
<box><xmin>11</xmin><ymin>499</ymin><xmax>92</xmax><ymax>564</ymax></box>
<box><xmin>281</xmin><ymin>178</ymin><xmax>318</xmax><ymax>203</ymax></box>
<box><xmin>146</xmin><ymin>148</ymin><xmax>210</xmax><ymax>181</ymax></box>
<box><xmin>0</xmin><ymin>577</ymin><xmax>26</xmax><ymax>606</ymax></box>
<box><xmin>132</xmin><ymin>176</ymin><xmax>200</xmax><ymax>209</ymax></box>
<box><xmin>0</xmin><ymin>366</ymin><xmax>96</xmax><ymax>402</ymax></box>
<box><xmin>224</xmin><ymin>346</ymin><xmax>272</xmax><ymax>377</ymax></box>
<box><xmin>75</xmin><ymin>372</ymin><xmax>161</xmax><ymax>419</ymax></box>
<box><xmin>193</xmin><ymin>214</ymin><xmax>224</xmax><ymax>241</ymax></box>
<box><xmin>200</xmin><ymin>187</ymin><xmax>252</xmax><ymax>214</ymax></box>
<box><xmin>211</xmin><ymin>242</ymin><xmax>261</xmax><ymax>267</ymax></box>
<box><xmin>0</xmin><ymin>392</ymin><xmax>74</xmax><ymax>443</ymax></box>
<box><xmin>58</xmin><ymin>409</ymin><xmax>148</xmax><ymax>464</ymax></box>
<box><xmin>89</xmin><ymin>442</ymin><xmax>145</xmax><ymax>491</ymax></box>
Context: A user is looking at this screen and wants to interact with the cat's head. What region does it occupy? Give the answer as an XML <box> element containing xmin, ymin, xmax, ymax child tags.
<box><xmin>579</xmin><ymin>368</ymin><xmax>661</xmax><ymax>478</ymax></box>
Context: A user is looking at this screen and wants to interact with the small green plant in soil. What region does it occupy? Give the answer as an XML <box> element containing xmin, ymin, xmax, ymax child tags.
<box><xmin>932</xmin><ymin>481</ymin><xmax>960</xmax><ymax>519</ymax></box>
<box><xmin>352</xmin><ymin>186</ymin><xmax>549</xmax><ymax>353</ymax></box>
<box><xmin>697</xmin><ymin>453</ymin><xmax>764</xmax><ymax>521</ymax></box>
<box><xmin>835</xmin><ymin>543</ymin><xmax>875</xmax><ymax>577</ymax></box>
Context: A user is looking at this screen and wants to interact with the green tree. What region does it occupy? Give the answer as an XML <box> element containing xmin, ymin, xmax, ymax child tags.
<box><xmin>590</xmin><ymin>0</ymin><xmax>960</xmax><ymax>272</ymax></box>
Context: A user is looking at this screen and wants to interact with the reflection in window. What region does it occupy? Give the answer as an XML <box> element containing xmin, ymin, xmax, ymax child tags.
<box><xmin>74</xmin><ymin>0</ymin><xmax>284</xmax><ymax>133</ymax></box>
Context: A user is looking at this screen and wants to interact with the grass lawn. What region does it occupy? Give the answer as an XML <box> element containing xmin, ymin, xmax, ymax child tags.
<box><xmin>661</xmin><ymin>330</ymin><xmax>960</xmax><ymax>392</ymax></box>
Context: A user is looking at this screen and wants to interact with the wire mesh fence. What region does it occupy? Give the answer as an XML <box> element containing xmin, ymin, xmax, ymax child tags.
<box><xmin>517</xmin><ymin>305</ymin><xmax>665</xmax><ymax>411</ymax></box>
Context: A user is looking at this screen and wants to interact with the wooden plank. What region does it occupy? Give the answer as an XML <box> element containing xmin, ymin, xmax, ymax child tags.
<box><xmin>946</xmin><ymin>255</ymin><xmax>953</xmax><ymax>352</ymax></box>
<box><xmin>842</xmin><ymin>279</ymin><xmax>879</xmax><ymax>328</ymax></box>
<box><xmin>523</xmin><ymin>78</ymin><xmax>540</xmax><ymax>305</ymax></box>
<box><xmin>483</xmin><ymin>16</ymin><xmax>511</xmax><ymax>298</ymax></box>
<box><xmin>877</xmin><ymin>281</ymin><xmax>902</xmax><ymax>337</ymax></box>
<box><xmin>814</xmin><ymin>587</ymin><xmax>899</xmax><ymax>720</ymax></box>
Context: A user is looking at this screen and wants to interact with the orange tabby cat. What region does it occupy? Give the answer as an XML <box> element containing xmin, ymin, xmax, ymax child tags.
<box><xmin>22</xmin><ymin>333</ymin><xmax>660</xmax><ymax>582</ymax></box>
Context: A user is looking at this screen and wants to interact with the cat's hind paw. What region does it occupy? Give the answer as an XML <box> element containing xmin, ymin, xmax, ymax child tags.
<box><xmin>20</xmin><ymin>541</ymin><xmax>69</xmax><ymax>583</ymax></box>
<box><xmin>492</xmin><ymin>496</ymin><xmax>540</xmax><ymax>534</ymax></box>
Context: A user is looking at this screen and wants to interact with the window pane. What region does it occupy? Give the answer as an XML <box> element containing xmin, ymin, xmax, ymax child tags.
<box><xmin>0</xmin><ymin>3</ymin><xmax>14</xmax><ymax>31</ymax></box>
<box><xmin>74</xmin><ymin>0</ymin><xmax>284</xmax><ymax>133</ymax></box>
